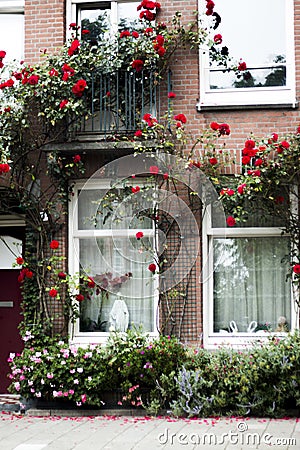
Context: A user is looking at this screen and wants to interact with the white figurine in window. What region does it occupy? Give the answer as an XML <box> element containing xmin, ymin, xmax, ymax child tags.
<box><xmin>109</xmin><ymin>296</ymin><xmax>129</xmax><ymax>332</ymax></box>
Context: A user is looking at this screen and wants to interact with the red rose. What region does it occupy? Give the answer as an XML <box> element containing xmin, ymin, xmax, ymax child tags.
<box><xmin>58</xmin><ymin>272</ymin><xmax>67</xmax><ymax>279</ymax></box>
<box><xmin>149</xmin><ymin>165</ymin><xmax>159</xmax><ymax>174</ymax></box>
<box><xmin>136</xmin><ymin>231</ymin><xmax>144</xmax><ymax>239</ymax></box>
<box><xmin>25</xmin><ymin>270</ymin><xmax>33</xmax><ymax>279</ymax></box>
<box><xmin>76</xmin><ymin>294</ymin><xmax>85</xmax><ymax>302</ymax></box>
<box><xmin>49</xmin><ymin>289</ymin><xmax>58</xmax><ymax>298</ymax></box>
<box><xmin>68</xmin><ymin>39</ymin><xmax>80</xmax><ymax>56</ymax></box>
<box><xmin>242</xmin><ymin>156</ymin><xmax>251</xmax><ymax>165</ymax></box>
<box><xmin>226</xmin><ymin>216</ymin><xmax>236</xmax><ymax>227</ymax></box>
<box><xmin>0</xmin><ymin>163</ymin><xmax>11</xmax><ymax>174</ymax></box>
<box><xmin>218</xmin><ymin>123</ymin><xmax>230</xmax><ymax>136</ymax></box>
<box><xmin>238</xmin><ymin>61</ymin><xmax>247</xmax><ymax>71</ymax></box>
<box><xmin>72</xmin><ymin>79</ymin><xmax>87</xmax><ymax>97</ymax></box>
<box><xmin>168</xmin><ymin>92</ymin><xmax>176</xmax><ymax>99</ymax></box>
<box><xmin>154</xmin><ymin>34</ymin><xmax>164</xmax><ymax>46</ymax></box>
<box><xmin>163</xmin><ymin>173</ymin><xmax>169</xmax><ymax>180</ymax></box>
<box><xmin>275</xmin><ymin>196</ymin><xmax>284</xmax><ymax>204</ymax></box>
<box><xmin>73</xmin><ymin>154</ymin><xmax>81</xmax><ymax>163</ymax></box>
<box><xmin>293</xmin><ymin>264</ymin><xmax>300</xmax><ymax>274</ymax></box>
<box><xmin>82</xmin><ymin>29</ymin><xmax>90</xmax><ymax>35</ymax></box>
<box><xmin>244</xmin><ymin>139</ymin><xmax>256</xmax><ymax>149</ymax></box>
<box><xmin>0</xmin><ymin>50</ymin><xmax>6</xmax><ymax>59</ymax></box>
<box><xmin>134</xmin><ymin>130</ymin><xmax>143</xmax><ymax>137</ymax></box>
<box><xmin>237</xmin><ymin>184</ymin><xmax>246</xmax><ymax>195</ymax></box>
<box><xmin>210</xmin><ymin>122</ymin><xmax>219</xmax><ymax>131</ymax></box>
<box><xmin>131</xmin><ymin>59</ymin><xmax>144</xmax><ymax>72</ymax></box>
<box><xmin>59</xmin><ymin>99</ymin><xmax>69</xmax><ymax>109</ymax></box>
<box><xmin>49</xmin><ymin>68</ymin><xmax>58</xmax><ymax>77</ymax></box>
<box><xmin>50</xmin><ymin>240</ymin><xmax>59</xmax><ymax>249</ymax></box>
<box><xmin>16</xmin><ymin>257</ymin><xmax>24</xmax><ymax>265</ymax></box>
<box><xmin>254</xmin><ymin>158</ymin><xmax>263</xmax><ymax>167</ymax></box>
<box><xmin>131</xmin><ymin>186</ymin><xmax>140</xmax><ymax>193</ymax></box>
<box><xmin>148</xmin><ymin>263</ymin><xmax>157</xmax><ymax>273</ymax></box>
<box><xmin>209</xmin><ymin>157</ymin><xmax>218</xmax><ymax>165</ymax></box>
<box><xmin>272</xmin><ymin>133</ymin><xmax>278</xmax><ymax>141</ymax></box>
<box><xmin>155</xmin><ymin>46</ymin><xmax>166</xmax><ymax>57</ymax></box>
<box><xmin>132</xmin><ymin>31</ymin><xmax>139</xmax><ymax>38</ymax></box>
<box><xmin>278</xmin><ymin>140</ymin><xmax>290</xmax><ymax>154</ymax></box>
<box><xmin>28</xmin><ymin>75</ymin><xmax>39</xmax><ymax>85</ymax></box>
<box><xmin>120</xmin><ymin>30</ymin><xmax>131</xmax><ymax>38</ymax></box>
<box><xmin>174</xmin><ymin>113</ymin><xmax>187</xmax><ymax>124</ymax></box>
<box><xmin>69</xmin><ymin>22</ymin><xmax>77</xmax><ymax>29</ymax></box>
<box><xmin>214</xmin><ymin>34</ymin><xmax>222</xmax><ymax>44</ymax></box>
<box><xmin>6</xmin><ymin>79</ymin><xmax>14</xmax><ymax>87</ymax></box>
<box><xmin>87</xmin><ymin>277</ymin><xmax>95</xmax><ymax>288</ymax></box>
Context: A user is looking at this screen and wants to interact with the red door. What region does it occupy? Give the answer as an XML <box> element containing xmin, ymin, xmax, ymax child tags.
<box><xmin>0</xmin><ymin>270</ymin><xmax>24</xmax><ymax>392</ymax></box>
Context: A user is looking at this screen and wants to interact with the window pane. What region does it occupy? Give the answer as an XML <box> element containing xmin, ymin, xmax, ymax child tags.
<box><xmin>78</xmin><ymin>188</ymin><xmax>153</xmax><ymax>230</ymax></box>
<box><xmin>213</xmin><ymin>237</ymin><xmax>291</xmax><ymax>333</ymax></box>
<box><xmin>118</xmin><ymin>1</ymin><xmax>141</xmax><ymax>29</ymax></box>
<box><xmin>210</xmin><ymin>0</ymin><xmax>286</xmax><ymax>89</ymax></box>
<box><xmin>80</xmin><ymin>4</ymin><xmax>111</xmax><ymax>42</ymax></box>
<box><xmin>0</xmin><ymin>14</ymin><xmax>24</xmax><ymax>62</ymax></box>
<box><xmin>79</xmin><ymin>237</ymin><xmax>155</xmax><ymax>332</ymax></box>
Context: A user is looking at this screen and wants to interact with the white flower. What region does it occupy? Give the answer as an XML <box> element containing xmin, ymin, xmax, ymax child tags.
<box><xmin>73</xmin><ymin>379</ymin><xmax>79</xmax><ymax>384</ymax></box>
<box><xmin>77</xmin><ymin>367</ymin><xmax>83</xmax><ymax>373</ymax></box>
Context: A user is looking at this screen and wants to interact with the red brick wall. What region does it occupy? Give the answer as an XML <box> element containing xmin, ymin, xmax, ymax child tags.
<box><xmin>24</xmin><ymin>0</ymin><xmax>65</xmax><ymax>65</ymax></box>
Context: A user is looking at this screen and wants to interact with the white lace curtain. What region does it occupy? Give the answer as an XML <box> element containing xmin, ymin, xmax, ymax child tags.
<box><xmin>213</xmin><ymin>237</ymin><xmax>291</xmax><ymax>333</ymax></box>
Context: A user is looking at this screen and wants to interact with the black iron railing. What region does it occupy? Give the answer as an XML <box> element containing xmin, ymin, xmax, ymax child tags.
<box><xmin>76</xmin><ymin>69</ymin><xmax>164</xmax><ymax>137</ymax></box>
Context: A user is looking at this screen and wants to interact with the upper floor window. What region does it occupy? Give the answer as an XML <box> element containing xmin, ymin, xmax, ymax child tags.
<box><xmin>198</xmin><ymin>0</ymin><xmax>296</xmax><ymax>109</ymax></box>
<box><xmin>0</xmin><ymin>1</ymin><xmax>24</xmax><ymax>63</ymax></box>
<box><xmin>67</xmin><ymin>0</ymin><xmax>140</xmax><ymax>40</ymax></box>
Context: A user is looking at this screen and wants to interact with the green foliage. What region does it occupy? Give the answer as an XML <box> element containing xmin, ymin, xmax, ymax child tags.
<box><xmin>171</xmin><ymin>332</ymin><xmax>300</xmax><ymax>418</ymax></box>
<box><xmin>8</xmin><ymin>330</ymin><xmax>300</xmax><ymax>416</ymax></box>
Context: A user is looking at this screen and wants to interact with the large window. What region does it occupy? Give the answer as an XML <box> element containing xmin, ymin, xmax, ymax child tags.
<box><xmin>69</xmin><ymin>181</ymin><xmax>157</xmax><ymax>345</ymax></box>
<box><xmin>203</xmin><ymin>207</ymin><xmax>295</xmax><ymax>349</ymax></box>
<box><xmin>0</xmin><ymin>1</ymin><xmax>24</xmax><ymax>63</ymax></box>
<box><xmin>198</xmin><ymin>0</ymin><xmax>296</xmax><ymax>109</ymax></box>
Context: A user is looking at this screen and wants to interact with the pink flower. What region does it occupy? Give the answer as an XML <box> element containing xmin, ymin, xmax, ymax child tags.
<box><xmin>163</xmin><ymin>173</ymin><xmax>169</xmax><ymax>180</ymax></box>
<box><xmin>81</xmin><ymin>394</ymin><xmax>87</xmax><ymax>403</ymax></box>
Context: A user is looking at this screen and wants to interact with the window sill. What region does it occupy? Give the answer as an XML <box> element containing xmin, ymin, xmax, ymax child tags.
<box><xmin>204</xmin><ymin>331</ymin><xmax>292</xmax><ymax>350</ymax></box>
<box><xmin>197</xmin><ymin>101</ymin><xmax>299</xmax><ymax>112</ymax></box>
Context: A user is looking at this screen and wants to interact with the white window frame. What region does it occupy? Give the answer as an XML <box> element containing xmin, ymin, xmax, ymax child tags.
<box><xmin>0</xmin><ymin>1</ymin><xmax>24</xmax><ymax>62</ymax></box>
<box><xmin>202</xmin><ymin>207</ymin><xmax>298</xmax><ymax>349</ymax></box>
<box><xmin>69</xmin><ymin>180</ymin><xmax>159</xmax><ymax>346</ymax></box>
<box><xmin>197</xmin><ymin>0</ymin><xmax>297</xmax><ymax>110</ymax></box>
<box><xmin>66</xmin><ymin>0</ymin><xmax>139</xmax><ymax>39</ymax></box>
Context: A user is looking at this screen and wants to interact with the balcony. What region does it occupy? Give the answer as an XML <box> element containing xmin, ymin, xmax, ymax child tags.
<box><xmin>74</xmin><ymin>69</ymin><xmax>168</xmax><ymax>139</ymax></box>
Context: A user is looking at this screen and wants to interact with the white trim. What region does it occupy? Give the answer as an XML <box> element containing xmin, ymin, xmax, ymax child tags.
<box><xmin>202</xmin><ymin>207</ymin><xmax>298</xmax><ymax>349</ymax></box>
<box><xmin>0</xmin><ymin>1</ymin><xmax>24</xmax><ymax>13</ymax></box>
<box><xmin>197</xmin><ymin>0</ymin><xmax>296</xmax><ymax>109</ymax></box>
<box><xmin>69</xmin><ymin>180</ymin><xmax>159</xmax><ymax>345</ymax></box>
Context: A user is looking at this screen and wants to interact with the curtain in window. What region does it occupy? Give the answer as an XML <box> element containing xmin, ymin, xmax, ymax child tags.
<box><xmin>213</xmin><ymin>237</ymin><xmax>291</xmax><ymax>333</ymax></box>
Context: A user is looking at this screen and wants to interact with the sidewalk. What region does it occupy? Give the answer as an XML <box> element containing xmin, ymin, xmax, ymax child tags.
<box><xmin>0</xmin><ymin>410</ymin><xmax>299</xmax><ymax>450</ymax></box>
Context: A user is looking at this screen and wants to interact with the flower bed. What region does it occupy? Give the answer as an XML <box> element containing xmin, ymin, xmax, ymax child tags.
<box><xmin>7</xmin><ymin>329</ymin><xmax>300</xmax><ymax>417</ymax></box>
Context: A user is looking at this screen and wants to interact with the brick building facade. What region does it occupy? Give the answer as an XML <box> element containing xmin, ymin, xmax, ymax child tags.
<box><xmin>0</xmin><ymin>0</ymin><xmax>299</xmax><ymax>386</ymax></box>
